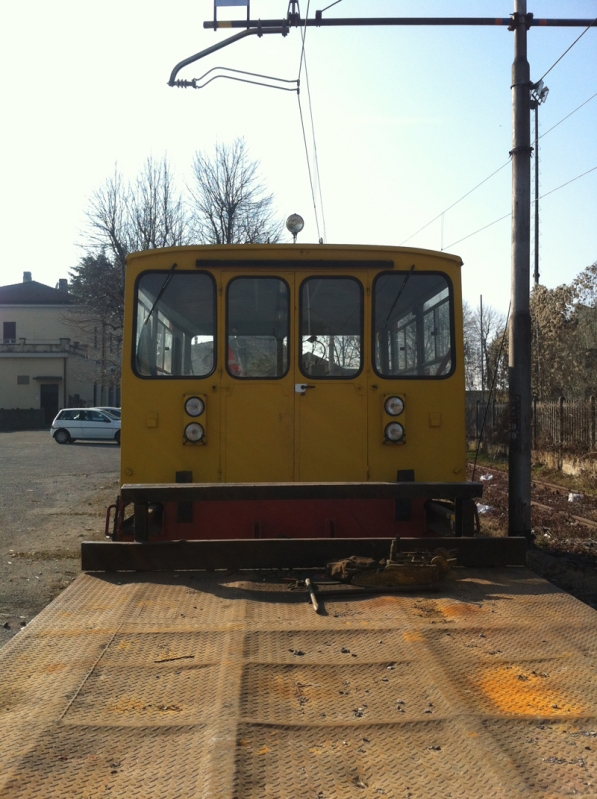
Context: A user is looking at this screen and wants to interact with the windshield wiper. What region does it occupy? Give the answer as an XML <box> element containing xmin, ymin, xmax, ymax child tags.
<box><xmin>143</xmin><ymin>262</ymin><xmax>178</xmax><ymax>326</ymax></box>
<box><xmin>382</xmin><ymin>264</ymin><xmax>415</xmax><ymax>329</ymax></box>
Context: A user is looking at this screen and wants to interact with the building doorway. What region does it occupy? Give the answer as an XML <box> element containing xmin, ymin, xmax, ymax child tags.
<box><xmin>40</xmin><ymin>384</ymin><xmax>60</xmax><ymax>426</ymax></box>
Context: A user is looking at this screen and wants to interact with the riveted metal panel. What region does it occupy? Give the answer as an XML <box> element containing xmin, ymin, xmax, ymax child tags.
<box><xmin>2</xmin><ymin>567</ymin><xmax>597</xmax><ymax>798</ymax></box>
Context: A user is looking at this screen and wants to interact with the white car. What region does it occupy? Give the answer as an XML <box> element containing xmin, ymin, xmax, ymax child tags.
<box><xmin>51</xmin><ymin>408</ymin><xmax>121</xmax><ymax>445</ymax></box>
<box><xmin>90</xmin><ymin>406</ymin><xmax>121</xmax><ymax>419</ymax></box>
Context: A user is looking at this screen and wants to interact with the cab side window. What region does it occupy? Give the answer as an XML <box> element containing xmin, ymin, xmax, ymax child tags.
<box><xmin>135</xmin><ymin>272</ymin><xmax>216</xmax><ymax>378</ymax></box>
<box><xmin>373</xmin><ymin>272</ymin><xmax>454</xmax><ymax>378</ymax></box>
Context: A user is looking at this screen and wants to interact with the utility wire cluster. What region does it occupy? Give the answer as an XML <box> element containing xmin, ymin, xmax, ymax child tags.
<box><xmin>296</xmin><ymin>0</ymin><xmax>327</xmax><ymax>243</ymax></box>
<box><xmin>401</xmin><ymin>18</ymin><xmax>596</xmax><ymax>252</ymax></box>
<box><xmin>402</xmin><ymin>93</ymin><xmax>596</xmax><ymax>251</ymax></box>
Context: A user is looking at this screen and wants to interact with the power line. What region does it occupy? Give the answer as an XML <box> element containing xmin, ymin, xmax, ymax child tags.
<box><xmin>539</xmin><ymin>90</ymin><xmax>597</xmax><ymax>140</ymax></box>
<box><xmin>402</xmin><ymin>89</ymin><xmax>596</xmax><ymax>249</ymax></box>
<box><xmin>443</xmin><ymin>164</ymin><xmax>597</xmax><ymax>250</ymax></box>
<box><xmin>296</xmin><ymin>0</ymin><xmax>327</xmax><ymax>242</ymax></box>
<box><xmin>538</xmin><ymin>164</ymin><xmax>597</xmax><ymax>200</ymax></box>
<box><xmin>319</xmin><ymin>0</ymin><xmax>344</xmax><ymax>13</ymax></box>
<box><xmin>444</xmin><ymin>212</ymin><xmax>511</xmax><ymax>250</ymax></box>
<box><xmin>297</xmin><ymin>94</ymin><xmax>321</xmax><ymax>242</ymax></box>
<box><xmin>297</xmin><ymin>0</ymin><xmax>310</xmax><ymax>81</ymax></box>
<box><xmin>538</xmin><ymin>17</ymin><xmax>597</xmax><ymax>82</ymax></box>
<box><xmin>399</xmin><ymin>159</ymin><xmax>511</xmax><ymax>246</ymax></box>
<box><xmin>302</xmin><ymin>54</ymin><xmax>328</xmax><ymax>242</ymax></box>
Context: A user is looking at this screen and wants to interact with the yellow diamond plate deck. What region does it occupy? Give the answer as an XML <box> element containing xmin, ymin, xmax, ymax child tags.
<box><xmin>2</xmin><ymin>567</ymin><xmax>597</xmax><ymax>798</ymax></box>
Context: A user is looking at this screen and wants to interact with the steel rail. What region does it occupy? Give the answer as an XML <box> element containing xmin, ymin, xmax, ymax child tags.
<box><xmin>468</xmin><ymin>463</ymin><xmax>597</xmax><ymax>531</ymax></box>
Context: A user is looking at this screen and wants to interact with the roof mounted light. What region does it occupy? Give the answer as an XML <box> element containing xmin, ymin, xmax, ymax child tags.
<box><xmin>286</xmin><ymin>213</ymin><xmax>304</xmax><ymax>243</ymax></box>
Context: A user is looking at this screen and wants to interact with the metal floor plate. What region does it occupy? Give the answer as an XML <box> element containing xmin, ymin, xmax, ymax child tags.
<box><xmin>2</xmin><ymin>567</ymin><xmax>597</xmax><ymax>797</ymax></box>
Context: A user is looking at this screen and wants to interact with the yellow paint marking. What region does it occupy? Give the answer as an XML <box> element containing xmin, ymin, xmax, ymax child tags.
<box><xmin>43</xmin><ymin>663</ymin><xmax>65</xmax><ymax>674</ymax></box>
<box><xmin>474</xmin><ymin>665</ymin><xmax>584</xmax><ymax>716</ymax></box>
<box><xmin>258</xmin><ymin>746</ymin><xmax>271</xmax><ymax>755</ymax></box>
<box><xmin>441</xmin><ymin>602</ymin><xmax>483</xmax><ymax>619</ymax></box>
<box><xmin>403</xmin><ymin>630</ymin><xmax>424</xmax><ymax>643</ymax></box>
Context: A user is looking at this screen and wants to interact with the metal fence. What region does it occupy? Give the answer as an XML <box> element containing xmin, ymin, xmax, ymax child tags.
<box><xmin>0</xmin><ymin>408</ymin><xmax>46</xmax><ymax>431</ymax></box>
<box><xmin>466</xmin><ymin>396</ymin><xmax>597</xmax><ymax>454</ymax></box>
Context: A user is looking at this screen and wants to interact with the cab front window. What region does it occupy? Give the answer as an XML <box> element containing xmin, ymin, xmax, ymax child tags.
<box><xmin>226</xmin><ymin>277</ymin><xmax>289</xmax><ymax>378</ymax></box>
<box><xmin>134</xmin><ymin>271</ymin><xmax>215</xmax><ymax>378</ymax></box>
<box><xmin>300</xmin><ymin>277</ymin><xmax>363</xmax><ymax>378</ymax></box>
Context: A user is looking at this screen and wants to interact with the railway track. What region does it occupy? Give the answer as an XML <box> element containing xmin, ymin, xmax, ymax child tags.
<box><xmin>468</xmin><ymin>462</ymin><xmax>597</xmax><ymax>532</ymax></box>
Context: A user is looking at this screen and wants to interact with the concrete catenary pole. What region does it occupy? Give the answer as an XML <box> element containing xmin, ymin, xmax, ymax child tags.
<box><xmin>508</xmin><ymin>0</ymin><xmax>532</xmax><ymax>539</ymax></box>
<box><xmin>533</xmin><ymin>99</ymin><xmax>540</xmax><ymax>286</ymax></box>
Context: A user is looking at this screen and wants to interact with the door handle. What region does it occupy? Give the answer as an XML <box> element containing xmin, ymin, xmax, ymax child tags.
<box><xmin>295</xmin><ymin>383</ymin><xmax>316</xmax><ymax>395</ymax></box>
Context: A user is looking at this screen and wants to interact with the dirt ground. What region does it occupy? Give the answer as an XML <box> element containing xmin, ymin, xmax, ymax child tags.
<box><xmin>0</xmin><ymin>430</ymin><xmax>119</xmax><ymax>647</ymax></box>
<box><xmin>468</xmin><ymin>460</ymin><xmax>597</xmax><ymax>609</ymax></box>
<box><xmin>1</xmin><ymin>431</ymin><xmax>597</xmax><ymax>649</ymax></box>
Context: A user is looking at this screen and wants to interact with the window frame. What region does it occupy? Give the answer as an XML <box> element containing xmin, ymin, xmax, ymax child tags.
<box><xmin>372</xmin><ymin>270</ymin><xmax>456</xmax><ymax>380</ymax></box>
<box><xmin>225</xmin><ymin>275</ymin><xmax>291</xmax><ymax>381</ymax></box>
<box><xmin>298</xmin><ymin>275</ymin><xmax>365</xmax><ymax>381</ymax></box>
<box><xmin>3</xmin><ymin>322</ymin><xmax>16</xmax><ymax>343</ymax></box>
<box><xmin>132</xmin><ymin>269</ymin><xmax>217</xmax><ymax>380</ymax></box>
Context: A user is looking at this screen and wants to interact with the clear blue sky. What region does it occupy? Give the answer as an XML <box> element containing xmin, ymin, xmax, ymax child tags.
<box><xmin>1</xmin><ymin>0</ymin><xmax>595</xmax><ymax>315</ymax></box>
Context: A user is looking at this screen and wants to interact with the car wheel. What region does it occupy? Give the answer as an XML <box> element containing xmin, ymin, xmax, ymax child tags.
<box><xmin>54</xmin><ymin>429</ymin><xmax>71</xmax><ymax>445</ymax></box>
<box><xmin>115</xmin><ymin>430</ymin><xmax>121</xmax><ymax>445</ymax></box>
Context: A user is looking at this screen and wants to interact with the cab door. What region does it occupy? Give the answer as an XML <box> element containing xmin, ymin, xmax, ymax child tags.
<box><xmin>221</xmin><ymin>273</ymin><xmax>295</xmax><ymax>482</ymax></box>
<box><xmin>295</xmin><ymin>274</ymin><xmax>368</xmax><ymax>481</ymax></box>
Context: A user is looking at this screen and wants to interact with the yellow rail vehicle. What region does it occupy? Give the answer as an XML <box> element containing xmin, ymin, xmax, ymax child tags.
<box><xmin>117</xmin><ymin>244</ymin><xmax>471</xmax><ymax>541</ymax></box>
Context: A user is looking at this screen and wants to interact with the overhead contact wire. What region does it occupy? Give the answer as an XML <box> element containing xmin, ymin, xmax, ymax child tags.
<box><xmin>540</xmin><ymin>91</ymin><xmax>597</xmax><ymax>140</ymax></box>
<box><xmin>298</xmin><ymin>95</ymin><xmax>321</xmax><ymax>241</ymax></box>
<box><xmin>444</xmin><ymin>165</ymin><xmax>597</xmax><ymax>250</ymax></box>
<box><xmin>400</xmin><ymin>159</ymin><xmax>511</xmax><ymax>246</ymax></box>
<box><xmin>296</xmin><ymin>0</ymin><xmax>326</xmax><ymax>242</ymax></box>
<box><xmin>401</xmin><ymin>88</ymin><xmax>596</xmax><ymax>249</ymax></box>
<box><xmin>302</xmin><ymin>50</ymin><xmax>327</xmax><ymax>242</ymax></box>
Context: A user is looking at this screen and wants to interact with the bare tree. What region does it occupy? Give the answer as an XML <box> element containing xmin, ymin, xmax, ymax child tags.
<box><xmin>463</xmin><ymin>300</ymin><xmax>506</xmax><ymax>393</ymax></box>
<box><xmin>84</xmin><ymin>156</ymin><xmax>188</xmax><ymax>274</ymax></box>
<box><xmin>189</xmin><ymin>139</ymin><xmax>283</xmax><ymax>244</ymax></box>
<box><xmin>462</xmin><ymin>301</ymin><xmax>477</xmax><ymax>391</ymax></box>
<box><xmin>129</xmin><ymin>157</ymin><xmax>188</xmax><ymax>251</ymax></box>
<box><xmin>72</xmin><ymin>156</ymin><xmax>189</xmax><ymax>400</ymax></box>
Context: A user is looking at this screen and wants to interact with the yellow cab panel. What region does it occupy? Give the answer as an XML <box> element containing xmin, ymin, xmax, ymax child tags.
<box><xmin>119</xmin><ymin>244</ymin><xmax>466</xmax><ymax>539</ymax></box>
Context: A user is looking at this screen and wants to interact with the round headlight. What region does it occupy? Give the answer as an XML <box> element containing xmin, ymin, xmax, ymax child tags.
<box><xmin>185</xmin><ymin>396</ymin><xmax>204</xmax><ymax>417</ymax></box>
<box><xmin>384</xmin><ymin>422</ymin><xmax>405</xmax><ymax>442</ymax></box>
<box><xmin>384</xmin><ymin>396</ymin><xmax>404</xmax><ymax>416</ymax></box>
<box><xmin>184</xmin><ymin>422</ymin><xmax>205</xmax><ymax>443</ymax></box>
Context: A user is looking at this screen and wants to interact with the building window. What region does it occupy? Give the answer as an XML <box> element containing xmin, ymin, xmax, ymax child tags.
<box><xmin>3</xmin><ymin>322</ymin><xmax>16</xmax><ymax>343</ymax></box>
<box><xmin>17</xmin><ymin>375</ymin><xmax>30</xmax><ymax>385</ymax></box>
